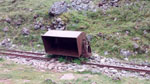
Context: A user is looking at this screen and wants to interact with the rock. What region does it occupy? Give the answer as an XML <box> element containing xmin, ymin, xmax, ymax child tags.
<box><xmin>140</xmin><ymin>72</ymin><xmax>146</xmax><ymax>76</ymax></box>
<box><xmin>34</xmin><ymin>25</ymin><xmax>41</xmax><ymax>30</ymax></box>
<box><xmin>133</xmin><ymin>43</ymin><xmax>139</xmax><ymax>49</ymax></box>
<box><xmin>132</xmin><ymin>37</ymin><xmax>140</xmax><ymax>41</ymax></box>
<box><xmin>122</xmin><ymin>71</ymin><xmax>127</xmax><ymax>74</ymax></box>
<box><xmin>33</xmin><ymin>14</ymin><xmax>39</xmax><ymax>19</ymax></box>
<box><xmin>70</xmin><ymin>0</ymin><xmax>96</xmax><ymax>11</ymax></box>
<box><xmin>91</xmin><ymin>69</ymin><xmax>100</xmax><ymax>74</ymax></box>
<box><xmin>120</xmin><ymin>49</ymin><xmax>132</xmax><ymax>57</ymax></box>
<box><xmin>48</xmin><ymin>1</ymin><xmax>68</xmax><ymax>16</ymax></box>
<box><xmin>0</xmin><ymin>38</ymin><xmax>11</xmax><ymax>47</ymax></box>
<box><xmin>21</xmin><ymin>28</ymin><xmax>30</xmax><ymax>35</ymax></box>
<box><xmin>86</xmin><ymin>35</ymin><xmax>93</xmax><ymax>41</ymax></box>
<box><xmin>60</xmin><ymin>73</ymin><xmax>75</xmax><ymax>80</ymax></box>
<box><xmin>5</xmin><ymin>17</ymin><xmax>11</xmax><ymax>23</ymax></box>
<box><xmin>77</xmin><ymin>68</ymin><xmax>86</xmax><ymax>72</ymax></box>
<box><xmin>124</xmin><ymin>58</ymin><xmax>128</xmax><ymax>61</ymax></box>
<box><xmin>104</xmin><ymin>51</ymin><xmax>109</xmax><ymax>55</ymax></box>
<box><xmin>50</xmin><ymin>18</ymin><xmax>66</xmax><ymax>30</ymax></box>
<box><xmin>101</xmin><ymin>58</ymin><xmax>106</xmax><ymax>63</ymax></box>
<box><xmin>3</xmin><ymin>27</ymin><xmax>9</xmax><ymax>32</ymax></box>
<box><xmin>41</xmin><ymin>26</ymin><xmax>46</xmax><ymax>30</ymax></box>
<box><xmin>15</xmin><ymin>19</ymin><xmax>23</xmax><ymax>26</ymax></box>
<box><xmin>110</xmin><ymin>68</ymin><xmax>118</xmax><ymax>74</ymax></box>
<box><xmin>112</xmin><ymin>76</ymin><xmax>121</xmax><ymax>81</ymax></box>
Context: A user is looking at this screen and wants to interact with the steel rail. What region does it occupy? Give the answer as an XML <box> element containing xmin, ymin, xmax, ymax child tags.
<box><xmin>82</xmin><ymin>62</ymin><xmax>150</xmax><ymax>73</ymax></box>
<box><xmin>0</xmin><ymin>49</ymin><xmax>45</xmax><ymax>56</ymax></box>
<box><xmin>0</xmin><ymin>52</ymin><xmax>51</xmax><ymax>61</ymax></box>
<box><xmin>0</xmin><ymin>49</ymin><xmax>150</xmax><ymax>73</ymax></box>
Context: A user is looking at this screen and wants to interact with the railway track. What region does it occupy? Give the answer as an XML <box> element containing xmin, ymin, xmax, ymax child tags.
<box><xmin>0</xmin><ymin>49</ymin><xmax>150</xmax><ymax>73</ymax></box>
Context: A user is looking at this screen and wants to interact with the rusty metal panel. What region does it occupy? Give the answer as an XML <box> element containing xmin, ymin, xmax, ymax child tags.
<box><xmin>42</xmin><ymin>30</ymin><xmax>91</xmax><ymax>57</ymax></box>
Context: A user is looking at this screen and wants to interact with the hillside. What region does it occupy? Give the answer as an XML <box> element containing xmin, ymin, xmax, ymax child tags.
<box><xmin>0</xmin><ymin>0</ymin><xmax>150</xmax><ymax>61</ymax></box>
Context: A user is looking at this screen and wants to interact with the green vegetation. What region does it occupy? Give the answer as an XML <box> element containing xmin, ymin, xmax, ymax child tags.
<box><xmin>0</xmin><ymin>0</ymin><xmax>150</xmax><ymax>61</ymax></box>
<box><xmin>0</xmin><ymin>60</ymin><xmax>150</xmax><ymax>84</ymax></box>
<box><xmin>0</xmin><ymin>58</ymin><xmax>4</xmax><ymax>61</ymax></box>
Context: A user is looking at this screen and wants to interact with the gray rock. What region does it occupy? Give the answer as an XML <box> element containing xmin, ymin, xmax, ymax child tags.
<box><xmin>0</xmin><ymin>38</ymin><xmax>11</xmax><ymax>47</ymax></box>
<box><xmin>112</xmin><ymin>76</ymin><xmax>121</xmax><ymax>81</ymax></box>
<box><xmin>140</xmin><ymin>72</ymin><xmax>146</xmax><ymax>76</ymax></box>
<box><xmin>86</xmin><ymin>35</ymin><xmax>93</xmax><ymax>41</ymax></box>
<box><xmin>133</xmin><ymin>43</ymin><xmax>139</xmax><ymax>49</ymax></box>
<box><xmin>120</xmin><ymin>49</ymin><xmax>132</xmax><ymax>57</ymax></box>
<box><xmin>76</xmin><ymin>0</ymin><xmax>82</xmax><ymax>5</ymax></box>
<box><xmin>104</xmin><ymin>51</ymin><xmax>109</xmax><ymax>55</ymax></box>
<box><xmin>5</xmin><ymin>17</ymin><xmax>11</xmax><ymax>23</ymax></box>
<box><xmin>132</xmin><ymin>37</ymin><xmax>140</xmax><ymax>41</ymax></box>
<box><xmin>50</xmin><ymin>18</ymin><xmax>66</xmax><ymax>30</ymax></box>
<box><xmin>110</xmin><ymin>69</ymin><xmax>118</xmax><ymax>74</ymax></box>
<box><xmin>48</xmin><ymin>1</ymin><xmax>68</xmax><ymax>16</ymax></box>
<box><xmin>34</xmin><ymin>25</ymin><xmax>41</xmax><ymax>30</ymax></box>
<box><xmin>21</xmin><ymin>28</ymin><xmax>30</xmax><ymax>35</ymax></box>
<box><xmin>41</xmin><ymin>26</ymin><xmax>46</xmax><ymax>30</ymax></box>
<box><xmin>91</xmin><ymin>69</ymin><xmax>100</xmax><ymax>74</ymax></box>
<box><xmin>3</xmin><ymin>27</ymin><xmax>9</xmax><ymax>32</ymax></box>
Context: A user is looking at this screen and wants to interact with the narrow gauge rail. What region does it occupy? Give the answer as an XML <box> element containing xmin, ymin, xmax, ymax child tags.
<box><xmin>0</xmin><ymin>49</ymin><xmax>45</xmax><ymax>55</ymax></box>
<box><xmin>0</xmin><ymin>49</ymin><xmax>150</xmax><ymax>73</ymax></box>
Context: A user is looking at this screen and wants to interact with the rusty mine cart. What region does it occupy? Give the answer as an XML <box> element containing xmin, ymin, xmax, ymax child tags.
<box><xmin>42</xmin><ymin>30</ymin><xmax>92</xmax><ymax>58</ymax></box>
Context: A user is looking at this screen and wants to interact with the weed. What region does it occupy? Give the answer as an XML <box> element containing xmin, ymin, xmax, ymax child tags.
<box><xmin>72</xmin><ymin>59</ymin><xmax>81</xmax><ymax>64</ymax></box>
<box><xmin>58</xmin><ymin>57</ymin><xmax>67</xmax><ymax>63</ymax></box>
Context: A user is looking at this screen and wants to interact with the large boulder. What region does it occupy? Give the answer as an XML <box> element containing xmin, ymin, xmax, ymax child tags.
<box><xmin>48</xmin><ymin>1</ymin><xmax>68</xmax><ymax>16</ymax></box>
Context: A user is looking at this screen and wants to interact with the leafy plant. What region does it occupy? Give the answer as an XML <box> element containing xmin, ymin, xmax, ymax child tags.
<box><xmin>58</xmin><ymin>57</ymin><xmax>67</xmax><ymax>63</ymax></box>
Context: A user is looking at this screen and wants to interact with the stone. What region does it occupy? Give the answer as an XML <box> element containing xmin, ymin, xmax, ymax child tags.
<box><xmin>140</xmin><ymin>72</ymin><xmax>146</xmax><ymax>76</ymax></box>
<box><xmin>50</xmin><ymin>18</ymin><xmax>66</xmax><ymax>30</ymax></box>
<box><xmin>34</xmin><ymin>25</ymin><xmax>41</xmax><ymax>30</ymax></box>
<box><xmin>0</xmin><ymin>38</ymin><xmax>11</xmax><ymax>47</ymax></box>
<box><xmin>86</xmin><ymin>35</ymin><xmax>93</xmax><ymax>41</ymax></box>
<box><xmin>48</xmin><ymin>1</ymin><xmax>68</xmax><ymax>16</ymax></box>
<box><xmin>133</xmin><ymin>43</ymin><xmax>139</xmax><ymax>49</ymax></box>
<box><xmin>3</xmin><ymin>27</ymin><xmax>9</xmax><ymax>32</ymax></box>
<box><xmin>60</xmin><ymin>73</ymin><xmax>75</xmax><ymax>80</ymax></box>
<box><xmin>33</xmin><ymin>14</ymin><xmax>39</xmax><ymax>19</ymax></box>
<box><xmin>41</xmin><ymin>26</ymin><xmax>46</xmax><ymax>30</ymax></box>
<box><xmin>101</xmin><ymin>58</ymin><xmax>106</xmax><ymax>63</ymax></box>
<box><xmin>91</xmin><ymin>69</ymin><xmax>100</xmax><ymax>74</ymax></box>
<box><xmin>132</xmin><ymin>37</ymin><xmax>140</xmax><ymax>41</ymax></box>
<box><xmin>112</xmin><ymin>76</ymin><xmax>121</xmax><ymax>81</ymax></box>
<box><xmin>21</xmin><ymin>28</ymin><xmax>30</xmax><ymax>35</ymax></box>
<box><xmin>15</xmin><ymin>19</ymin><xmax>23</xmax><ymax>26</ymax></box>
<box><xmin>104</xmin><ymin>51</ymin><xmax>109</xmax><ymax>55</ymax></box>
<box><xmin>110</xmin><ymin>69</ymin><xmax>118</xmax><ymax>74</ymax></box>
<box><xmin>120</xmin><ymin>49</ymin><xmax>132</xmax><ymax>57</ymax></box>
<box><xmin>5</xmin><ymin>17</ymin><xmax>11</xmax><ymax>23</ymax></box>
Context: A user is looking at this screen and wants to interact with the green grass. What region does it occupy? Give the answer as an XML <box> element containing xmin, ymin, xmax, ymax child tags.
<box><xmin>0</xmin><ymin>0</ymin><xmax>150</xmax><ymax>61</ymax></box>
<box><xmin>0</xmin><ymin>58</ymin><xmax>4</xmax><ymax>61</ymax></box>
<box><xmin>64</xmin><ymin>1</ymin><xmax>150</xmax><ymax>61</ymax></box>
<box><xmin>0</xmin><ymin>60</ymin><xmax>150</xmax><ymax>84</ymax></box>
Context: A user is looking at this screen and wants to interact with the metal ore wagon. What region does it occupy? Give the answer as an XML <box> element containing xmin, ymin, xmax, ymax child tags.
<box><xmin>42</xmin><ymin>30</ymin><xmax>92</xmax><ymax>57</ymax></box>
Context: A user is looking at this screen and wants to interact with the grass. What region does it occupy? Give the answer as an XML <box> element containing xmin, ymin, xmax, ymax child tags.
<box><xmin>0</xmin><ymin>58</ymin><xmax>4</xmax><ymax>61</ymax></box>
<box><xmin>0</xmin><ymin>60</ymin><xmax>150</xmax><ymax>84</ymax></box>
<box><xmin>0</xmin><ymin>0</ymin><xmax>150</xmax><ymax>61</ymax></box>
<box><xmin>47</xmin><ymin>55</ymin><xmax>88</xmax><ymax>64</ymax></box>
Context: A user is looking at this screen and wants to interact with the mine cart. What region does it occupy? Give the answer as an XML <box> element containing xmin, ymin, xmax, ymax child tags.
<box><xmin>41</xmin><ymin>30</ymin><xmax>92</xmax><ymax>57</ymax></box>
